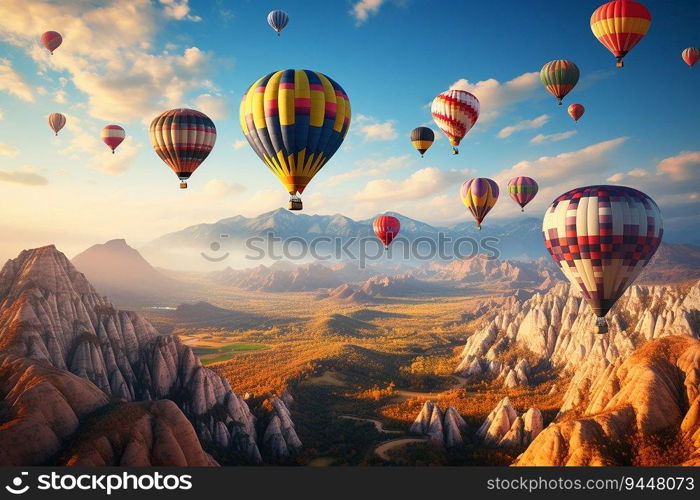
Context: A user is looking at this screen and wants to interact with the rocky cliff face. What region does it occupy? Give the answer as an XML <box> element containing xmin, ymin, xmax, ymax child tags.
<box><xmin>0</xmin><ymin>354</ymin><xmax>216</xmax><ymax>466</ymax></box>
<box><xmin>514</xmin><ymin>336</ymin><xmax>700</xmax><ymax>466</ymax></box>
<box><xmin>410</xmin><ymin>401</ymin><xmax>467</xmax><ymax>447</ymax></box>
<box><xmin>0</xmin><ymin>246</ymin><xmax>261</xmax><ymax>464</ymax></box>
<box><xmin>477</xmin><ymin>397</ymin><xmax>543</xmax><ymax>448</ymax></box>
<box><xmin>455</xmin><ymin>281</ymin><xmax>700</xmax><ymax>395</ymax></box>
<box><xmin>261</xmin><ymin>395</ymin><xmax>302</xmax><ymax>460</ymax></box>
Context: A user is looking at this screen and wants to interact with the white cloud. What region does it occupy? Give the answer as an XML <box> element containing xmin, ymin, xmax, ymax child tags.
<box><xmin>355</xmin><ymin>167</ymin><xmax>467</xmax><ymax>202</ymax></box>
<box><xmin>530</xmin><ymin>130</ymin><xmax>577</xmax><ymax>144</ymax></box>
<box><xmin>656</xmin><ymin>151</ymin><xmax>699</xmax><ymax>182</ymax></box>
<box><xmin>319</xmin><ymin>155</ymin><xmax>411</xmax><ymax>188</ymax></box>
<box><xmin>0</xmin><ymin>58</ymin><xmax>34</xmax><ymax>102</ymax></box>
<box><xmin>160</xmin><ymin>0</ymin><xmax>201</xmax><ymax>21</ymax></box>
<box><xmin>0</xmin><ymin>0</ymin><xmax>214</xmax><ymax>123</ymax></box>
<box><xmin>449</xmin><ymin>72</ymin><xmax>540</xmax><ymax>123</ymax></box>
<box><xmin>0</xmin><ymin>165</ymin><xmax>47</xmax><ymax>186</ymax></box>
<box><xmin>354</xmin><ymin>115</ymin><xmax>398</xmax><ymax>141</ymax></box>
<box><xmin>497</xmin><ymin>114</ymin><xmax>549</xmax><ymax>139</ymax></box>
<box><xmin>350</xmin><ymin>0</ymin><xmax>385</xmax><ymax>25</ymax></box>
<box><xmin>0</xmin><ymin>108</ymin><xmax>3</xmax><ymax>119</ymax></box>
<box><xmin>201</xmin><ymin>179</ymin><xmax>246</xmax><ymax>199</ymax></box>
<box><xmin>0</xmin><ymin>142</ymin><xmax>20</xmax><ymax>157</ymax></box>
<box><xmin>232</xmin><ymin>139</ymin><xmax>248</xmax><ymax>150</ymax></box>
<box><xmin>193</xmin><ymin>93</ymin><xmax>231</xmax><ymax>120</ymax></box>
<box><xmin>54</xmin><ymin>89</ymin><xmax>67</xmax><ymax>104</ymax></box>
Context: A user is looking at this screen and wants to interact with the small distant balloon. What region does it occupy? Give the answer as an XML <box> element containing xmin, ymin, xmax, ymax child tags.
<box><xmin>508</xmin><ymin>177</ymin><xmax>538</xmax><ymax>212</ymax></box>
<box><xmin>682</xmin><ymin>47</ymin><xmax>699</xmax><ymax>68</ymax></box>
<box><xmin>540</xmin><ymin>60</ymin><xmax>579</xmax><ymax>105</ymax></box>
<box><xmin>101</xmin><ymin>125</ymin><xmax>125</xmax><ymax>154</ymax></box>
<box><xmin>373</xmin><ymin>215</ymin><xmax>401</xmax><ymax>250</ymax></box>
<box><xmin>410</xmin><ymin>127</ymin><xmax>434</xmax><ymax>157</ymax></box>
<box><xmin>48</xmin><ymin>112</ymin><xmax>66</xmax><ymax>136</ymax></box>
<box><xmin>460</xmin><ymin>178</ymin><xmax>499</xmax><ymax>230</ymax></box>
<box><xmin>41</xmin><ymin>31</ymin><xmax>62</xmax><ymax>55</ymax></box>
<box><xmin>267</xmin><ymin>10</ymin><xmax>289</xmax><ymax>36</ymax></box>
<box><xmin>568</xmin><ymin>103</ymin><xmax>585</xmax><ymax>122</ymax></box>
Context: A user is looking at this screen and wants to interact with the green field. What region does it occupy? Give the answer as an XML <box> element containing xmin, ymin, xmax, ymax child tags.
<box><xmin>193</xmin><ymin>343</ymin><xmax>269</xmax><ymax>365</ymax></box>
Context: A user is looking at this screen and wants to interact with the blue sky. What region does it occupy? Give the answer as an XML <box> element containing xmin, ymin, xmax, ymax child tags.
<box><xmin>0</xmin><ymin>0</ymin><xmax>698</xmax><ymax>262</ymax></box>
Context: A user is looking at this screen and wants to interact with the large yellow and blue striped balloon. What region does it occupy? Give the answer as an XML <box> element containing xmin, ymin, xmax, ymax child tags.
<box><xmin>239</xmin><ymin>69</ymin><xmax>351</xmax><ymax>209</ymax></box>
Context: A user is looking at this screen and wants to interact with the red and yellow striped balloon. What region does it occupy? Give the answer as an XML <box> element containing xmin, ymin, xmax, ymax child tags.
<box><xmin>101</xmin><ymin>125</ymin><xmax>125</xmax><ymax>154</ymax></box>
<box><xmin>431</xmin><ymin>90</ymin><xmax>479</xmax><ymax>155</ymax></box>
<box><xmin>590</xmin><ymin>0</ymin><xmax>651</xmax><ymax>68</ymax></box>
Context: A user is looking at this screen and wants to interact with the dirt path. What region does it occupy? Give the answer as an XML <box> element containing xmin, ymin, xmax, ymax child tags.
<box><xmin>338</xmin><ymin>415</ymin><xmax>403</xmax><ymax>434</ymax></box>
<box><xmin>375</xmin><ymin>437</ymin><xmax>429</xmax><ymax>461</ymax></box>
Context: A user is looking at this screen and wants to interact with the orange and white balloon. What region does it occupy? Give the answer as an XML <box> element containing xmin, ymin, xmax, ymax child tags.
<box><xmin>682</xmin><ymin>47</ymin><xmax>699</xmax><ymax>68</ymax></box>
<box><xmin>101</xmin><ymin>125</ymin><xmax>125</xmax><ymax>154</ymax></box>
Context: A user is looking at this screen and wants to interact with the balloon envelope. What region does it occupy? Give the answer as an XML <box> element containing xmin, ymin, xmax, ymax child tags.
<box><xmin>48</xmin><ymin>113</ymin><xmax>66</xmax><ymax>135</ymax></box>
<box><xmin>460</xmin><ymin>178</ymin><xmax>499</xmax><ymax>229</ymax></box>
<box><xmin>591</xmin><ymin>0</ymin><xmax>651</xmax><ymax>67</ymax></box>
<box><xmin>543</xmin><ymin>185</ymin><xmax>662</xmax><ymax>330</ymax></box>
<box><xmin>41</xmin><ymin>31</ymin><xmax>62</xmax><ymax>54</ymax></box>
<box><xmin>239</xmin><ymin>69</ymin><xmax>351</xmax><ymax>208</ymax></box>
<box><xmin>410</xmin><ymin>127</ymin><xmax>434</xmax><ymax>157</ymax></box>
<box><xmin>267</xmin><ymin>10</ymin><xmax>289</xmax><ymax>34</ymax></box>
<box><xmin>568</xmin><ymin>103</ymin><xmax>585</xmax><ymax>122</ymax></box>
<box><xmin>682</xmin><ymin>47</ymin><xmax>699</xmax><ymax>67</ymax></box>
<box><xmin>508</xmin><ymin>177</ymin><xmax>538</xmax><ymax>211</ymax></box>
<box><xmin>431</xmin><ymin>90</ymin><xmax>479</xmax><ymax>154</ymax></box>
<box><xmin>540</xmin><ymin>60</ymin><xmax>579</xmax><ymax>105</ymax></box>
<box><xmin>101</xmin><ymin>125</ymin><xmax>125</xmax><ymax>153</ymax></box>
<box><xmin>149</xmin><ymin>109</ymin><xmax>216</xmax><ymax>188</ymax></box>
<box><xmin>373</xmin><ymin>215</ymin><xmax>401</xmax><ymax>249</ymax></box>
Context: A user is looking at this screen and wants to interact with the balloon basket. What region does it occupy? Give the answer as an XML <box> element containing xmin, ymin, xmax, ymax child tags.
<box><xmin>595</xmin><ymin>317</ymin><xmax>608</xmax><ymax>335</ymax></box>
<box><xmin>180</xmin><ymin>182</ymin><xmax>188</xmax><ymax>189</ymax></box>
<box><xmin>616</xmin><ymin>58</ymin><xmax>624</xmax><ymax>68</ymax></box>
<box><xmin>288</xmin><ymin>196</ymin><xmax>303</xmax><ymax>211</ymax></box>
<box><xmin>452</xmin><ymin>148</ymin><xmax>459</xmax><ymax>155</ymax></box>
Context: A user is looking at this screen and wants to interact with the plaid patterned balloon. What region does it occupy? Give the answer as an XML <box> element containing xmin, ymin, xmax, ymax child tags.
<box><xmin>460</xmin><ymin>178</ymin><xmax>499</xmax><ymax>230</ymax></box>
<box><xmin>149</xmin><ymin>108</ymin><xmax>216</xmax><ymax>187</ymax></box>
<box><xmin>508</xmin><ymin>176</ymin><xmax>538</xmax><ymax>211</ymax></box>
<box><xmin>543</xmin><ymin>185</ymin><xmax>663</xmax><ymax>319</ymax></box>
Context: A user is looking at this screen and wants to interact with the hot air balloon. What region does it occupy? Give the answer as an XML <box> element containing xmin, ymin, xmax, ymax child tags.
<box><xmin>590</xmin><ymin>0</ymin><xmax>651</xmax><ymax>68</ymax></box>
<box><xmin>508</xmin><ymin>177</ymin><xmax>538</xmax><ymax>212</ymax></box>
<box><xmin>101</xmin><ymin>125</ymin><xmax>125</xmax><ymax>154</ymax></box>
<box><xmin>568</xmin><ymin>103</ymin><xmax>585</xmax><ymax>122</ymax></box>
<box><xmin>410</xmin><ymin>127</ymin><xmax>434</xmax><ymax>157</ymax></box>
<box><xmin>239</xmin><ymin>69</ymin><xmax>351</xmax><ymax>210</ymax></box>
<box><xmin>373</xmin><ymin>215</ymin><xmax>401</xmax><ymax>250</ymax></box>
<box><xmin>543</xmin><ymin>185</ymin><xmax>662</xmax><ymax>334</ymax></box>
<box><xmin>267</xmin><ymin>10</ymin><xmax>289</xmax><ymax>36</ymax></box>
<box><xmin>48</xmin><ymin>113</ymin><xmax>66</xmax><ymax>136</ymax></box>
<box><xmin>149</xmin><ymin>109</ymin><xmax>216</xmax><ymax>189</ymax></box>
<box><xmin>682</xmin><ymin>47</ymin><xmax>700</xmax><ymax>68</ymax></box>
<box><xmin>540</xmin><ymin>60</ymin><xmax>579</xmax><ymax>105</ymax></box>
<box><xmin>460</xmin><ymin>178</ymin><xmax>499</xmax><ymax>230</ymax></box>
<box><xmin>41</xmin><ymin>31</ymin><xmax>62</xmax><ymax>55</ymax></box>
<box><xmin>431</xmin><ymin>90</ymin><xmax>479</xmax><ymax>155</ymax></box>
